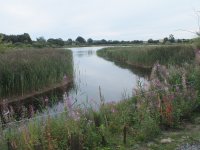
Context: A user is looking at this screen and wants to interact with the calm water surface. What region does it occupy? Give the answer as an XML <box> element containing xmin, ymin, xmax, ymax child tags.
<box><xmin>68</xmin><ymin>47</ymin><xmax>148</xmax><ymax>106</ymax></box>
<box><xmin>1</xmin><ymin>47</ymin><xmax>149</xmax><ymax>123</ymax></box>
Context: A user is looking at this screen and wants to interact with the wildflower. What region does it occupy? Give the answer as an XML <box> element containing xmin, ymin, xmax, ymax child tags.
<box><xmin>182</xmin><ymin>71</ymin><xmax>187</xmax><ymax>90</ymax></box>
<box><xmin>63</xmin><ymin>93</ymin><xmax>76</xmax><ymax>118</ymax></box>
<box><xmin>175</xmin><ymin>85</ymin><xmax>180</xmax><ymax>92</ymax></box>
<box><xmin>72</xmin><ymin>110</ymin><xmax>80</xmax><ymax>121</ymax></box>
<box><xmin>44</xmin><ymin>96</ymin><xmax>49</xmax><ymax>107</ymax></box>
<box><xmin>63</xmin><ymin>92</ymin><xmax>68</xmax><ymax>101</ymax></box>
<box><xmin>166</xmin><ymin>104</ymin><xmax>172</xmax><ymax>114</ymax></box>
<box><xmin>63</xmin><ymin>74</ymin><xmax>67</xmax><ymax>80</ymax></box>
<box><xmin>168</xmin><ymin>94</ymin><xmax>174</xmax><ymax>101</ymax></box>
<box><xmin>111</xmin><ymin>108</ymin><xmax>116</xmax><ymax>113</ymax></box>
<box><xmin>67</xmin><ymin>97</ymin><xmax>72</xmax><ymax>112</ymax></box>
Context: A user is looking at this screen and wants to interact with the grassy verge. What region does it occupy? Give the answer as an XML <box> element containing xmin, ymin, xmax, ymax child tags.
<box><xmin>0</xmin><ymin>48</ymin><xmax>73</xmax><ymax>100</ymax></box>
<box><xmin>97</xmin><ymin>45</ymin><xmax>195</xmax><ymax>68</ymax></box>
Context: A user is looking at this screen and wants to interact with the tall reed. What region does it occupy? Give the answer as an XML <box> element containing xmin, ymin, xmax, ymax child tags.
<box><xmin>97</xmin><ymin>45</ymin><xmax>195</xmax><ymax>68</ymax></box>
<box><xmin>0</xmin><ymin>48</ymin><xmax>73</xmax><ymax>99</ymax></box>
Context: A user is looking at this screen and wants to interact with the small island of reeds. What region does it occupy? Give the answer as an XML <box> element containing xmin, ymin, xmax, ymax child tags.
<box><xmin>0</xmin><ymin>48</ymin><xmax>73</xmax><ymax>101</ymax></box>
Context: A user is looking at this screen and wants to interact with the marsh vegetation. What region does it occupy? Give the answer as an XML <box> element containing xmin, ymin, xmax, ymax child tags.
<box><xmin>0</xmin><ymin>48</ymin><xmax>73</xmax><ymax>100</ymax></box>
<box><xmin>97</xmin><ymin>45</ymin><xmax>195</xmax><ymax>68</ymax></box>
<box><xmin>0</xmin><ymin>32</ymin><xmax>200</xmax><ymax>149</ymax></box>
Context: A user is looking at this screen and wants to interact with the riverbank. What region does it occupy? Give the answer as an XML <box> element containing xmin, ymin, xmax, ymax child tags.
<box><xmin>1</xmin><ymin>61</ymin><xmax>199</xmax><ymax>149</ymax></box>
<box><xmin>97</xmin><ymin>44</ymin><xmax>195</xmax><ymax>69</ymax></box>
<box><xmin>0</xmin><ymin>79</ymin><xmax>72</xmax><ymax>105</ymax></box>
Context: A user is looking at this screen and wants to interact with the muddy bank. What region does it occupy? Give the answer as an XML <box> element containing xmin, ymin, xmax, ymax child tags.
<box><xmin>0</xmin><ymin>78</ymin><xmax>73</xmax><ymax>105</ymax></box>
<box><xmin>126</xmin><ymin>61</ymin><xmax>152</xmax><ymax>69</ymax></box>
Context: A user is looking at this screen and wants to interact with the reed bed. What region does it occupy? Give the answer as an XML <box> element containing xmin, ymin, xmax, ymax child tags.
<box><xmin>0</xmin><ymin>48</ymin><xmax>73</xmax><ymax>100</ymax></box>
<box><xmin>97</xmin><ymin>45</ymin><xmax>195</xmax><ymax>68</ymax></box>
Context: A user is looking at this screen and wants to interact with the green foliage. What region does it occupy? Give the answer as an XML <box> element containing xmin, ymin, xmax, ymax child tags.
<box><xmin>148</xmin><ymin>39</ymin><xmax>159</xmax><ymax>44</ymax></box>
<box><xmin>194</xmin><ymin>37</ymin><xmax>200</xmax><ymax>49</ymax></box>
<box><xmin>134</xmin><ymin>111</ymin><xmax>160</xmax><ymax>141</ymax></box>
<box><xmin>32</xmin><ymin>37</ymin><xmax>47</xmax><ymax>48</ymax></box>
<box><xmin>0</xmin><ymin>34</ymin><xmax>3</xmax><ymax>43</ymax></box>
<box><xmin>169</xmin><ymin>34</ymin><xmax>175</xmax><ymax>43</ymax></box>
<box><xmin>76</xmin><ymin>36</ymin><xmax>86</xmax><ymax>44</ymax></box>
<box><xmin>65</xmin><ymin>38</ymin><xmax>73</xmax><ymax>45</ymax></box>
<box><xmin>97</xmin><ymin>45</ymin><xmax>195</xmax><ymax>68</ymax></box>
<box><xmin>47</xmin><ymin>38</ymin><xmax>64</xmax><ymax>47</ymax></box>
<box><xmin>2</xmin><ymin>33</ymin><xmax>32</xmax><ymax>44</ymax></box>
<box><xmin>87</xmin><ymin>38</ymin><xmax>93</xmax><ymax>44</ymax></box>
<box><xmin>0</xmin><ymin>48</ymin><xmax>73</xmax><ymax>99</ymax></box>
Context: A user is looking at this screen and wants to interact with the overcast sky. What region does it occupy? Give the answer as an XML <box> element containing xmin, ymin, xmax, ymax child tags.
<box><xmin>0</xmin><ymin>0</ymin><xmax>200</xmax><ymax>41</ymax></box>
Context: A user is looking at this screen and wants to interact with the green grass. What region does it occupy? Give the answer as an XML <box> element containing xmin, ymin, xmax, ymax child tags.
<box><xmin>97</xmin><ymin>45</ymin><xmax>195</xmax><ymax>68</ymax></box>
<box><xmin>194</xmin><ymin>37</ymin><xmax>200</xmax><ymax>49</ymax></box>
<box><xmin>0</xmin><ymin>48</ymin><xmax>73</xmax><ymax>99</ymax></box>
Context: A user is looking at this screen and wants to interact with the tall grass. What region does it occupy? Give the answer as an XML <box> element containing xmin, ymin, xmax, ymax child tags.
<box><xmin>97</xmin><ymin>45</ymin><xmax>195</xmax><ymax>68</ymax></box>
<box><xmin>194</xmin><ymin>37</ymin><xmax>200</xmax><ymax>49</ymax></box>
<box><xmin>0</xmin><ymin>62</ymin><xmax>200</xmax><ymax>149</ymax></box>
<box><xmin>0</xmin><ymin>48</ymin><xmax>73</xmax><ymax>99</ymax></box>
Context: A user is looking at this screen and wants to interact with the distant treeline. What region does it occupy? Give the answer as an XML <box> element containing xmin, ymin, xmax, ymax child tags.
<box><xmin>0</xmin><ymin>33</ymin><xmax>32</xmax><ymax>44</ymax></box>
<box><xmin>0</xmin><ymin>33</ymin><xmax>192</xmax><ymax>48</ymax></box>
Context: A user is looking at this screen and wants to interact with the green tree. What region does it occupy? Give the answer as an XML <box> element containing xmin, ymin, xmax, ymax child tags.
<box><xmin>2</xmin><ymin>33</ymin><xmax>32</xmax><ymax>44</ymax></box>
<box><xmin>47</xmin><ymin>38</ymin><xmax>64</xmax><ymax>47</ymax></box>
<box><xmin>76</xmin><ymin>36</ymin><xmax>86</xmax><ymax>44</ymax></box>
<box><xmin>169</xmin><ymin>34</ymin><xmax>175</xmax><ymax>43</ymax></box>
<box><xmin>87</xmin><ymin>38</ymin><xmax>93</xmax><ymax>44</ymax></box>
<box><xmin>66</xmin><ymin>38</ymin><xmax>73</xmax><ymax>45</ymax></box>
<box><xmin>163</xmin><ymin>37</ymin><xmax>168</xmax><ymax>44</ymax></box>
<box><xmin>22</xmin><ymin>33</ymin><xmax>32</xmax><ymax>43</ymax></box>
<box><xmin>35</xmin><ymin>36</ymin><xmax>46</xmax><ymax>47</ymax></box>
<box><xmin>37</xmin><ymin>36</ymin><xmax>46</xmax><ymax>43</ymax></box>
<box><xmin>100</xmin><ymin>39</ymin><xmax>107</xmax><ymax>44</ymax></box>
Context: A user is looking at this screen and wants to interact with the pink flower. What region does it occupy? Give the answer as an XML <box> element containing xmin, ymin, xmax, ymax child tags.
<box><xmin>111</xmin><ymin>108</ymin><xmax>116</xmax><ymax>113</ymax></box>
<box><xmin>63</xmin><ymin>74</ymin><xmax>68</xmax><ymax>81</ymax></box>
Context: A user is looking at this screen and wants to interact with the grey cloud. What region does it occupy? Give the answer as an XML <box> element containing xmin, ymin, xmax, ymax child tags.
<box><xmin>0</xmin><ymin>0</ymin><xmax>200</xmax><ymax>40</ymax></box>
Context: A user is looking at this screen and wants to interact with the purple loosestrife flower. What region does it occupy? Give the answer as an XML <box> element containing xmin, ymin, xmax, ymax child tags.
<box><xmin>106</xmin><ymin>101</ymin><xmax>116</xmax><ymax>113</ymax></box>
<box><xmin>44</xmin><ymin>96</ymin><xmax>49</xmax><ymax>107</ymax></box>
<box><xmin>63</xmin><ymin>74</ymin><xmax>68</xmax><ymax>82</ymax></box>
<box><xmin>168</xmin><ymin>94</ymin><xmax>175</xmax><ymax>101</ymax></box>
<box><xmin>111</xmin><ymin>108</ymin><xmax>116</xmax><ymax>113</ymax></box>
<box><xmin>89</xmin><ymin>98</ymin><xmax>100</xmax><ymax>108</ymax></box>
<box><xmin>72</xmin><ymin>110</ymin><xmax>80</xmax><ymax>121</ymax></box>
<box><xmin>63</xmin><ymin>92</ymin><xmax>73</xmax><ymax>115</ymax></box>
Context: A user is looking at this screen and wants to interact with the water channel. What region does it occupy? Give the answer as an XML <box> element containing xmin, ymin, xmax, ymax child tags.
<box><xmin>0</xmin><ymin>47</ymin><xmax>150</xmax><ymax>124</ymax></box>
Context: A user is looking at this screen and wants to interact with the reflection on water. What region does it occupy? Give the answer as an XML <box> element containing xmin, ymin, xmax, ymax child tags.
<box><xmin>112</xmin><ymin>61</ymin><xmax>151</xmax><ymax>78</ymax></box>
<box><xmin>0</xmin><ymin>84</ymin><xmax>73</xmax><ymax>124</ymax></box>
<box><xmin>76</xmin><ymin>50</ymin><xmax>95</xmax><ymax>57</ymax></box>
<box><xmin>0</xmin><ymin>47</ymin><xmax>150</xmax><ymax>124</ymax></box>
<box><xmin>68</xmin><ymin>46</ymin><xmax>149</xmax><ymax>106</ymax></box>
